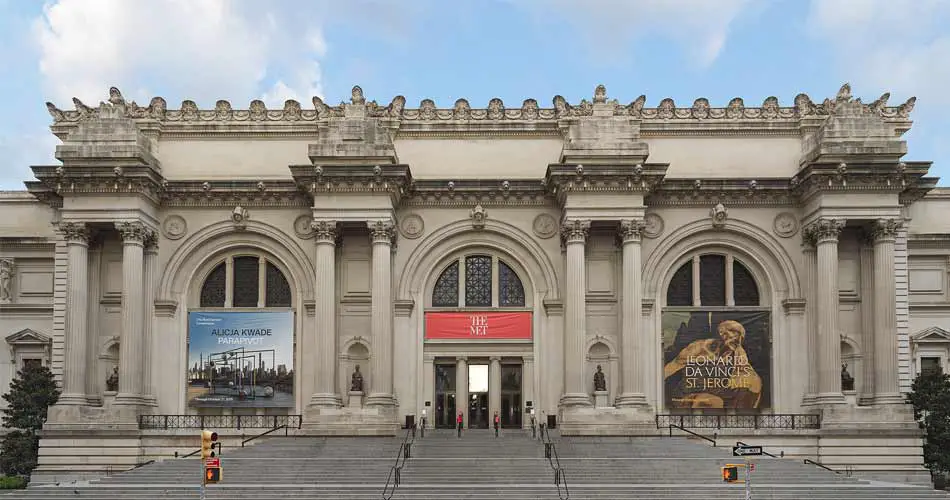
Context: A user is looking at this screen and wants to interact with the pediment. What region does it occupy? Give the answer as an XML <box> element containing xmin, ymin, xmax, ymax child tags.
<box><xmin>911</xmin><ymin>326</ymin><xmax>950</xmax><ymax>343</ymax></box>
<box><xmin>5</xmin><ymin>328</ymin><xmax>51</xmax><ymax>346</ymax></box>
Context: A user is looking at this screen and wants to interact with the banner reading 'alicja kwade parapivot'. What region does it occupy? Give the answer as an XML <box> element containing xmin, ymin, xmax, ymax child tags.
<box><xmin>187</xmin><ymin>311</ymin><xmax>294</xmax><ymax>408</ymax></box>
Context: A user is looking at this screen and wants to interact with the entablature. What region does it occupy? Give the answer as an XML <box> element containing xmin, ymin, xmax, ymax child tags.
<box><xmin>289</xmin><ymin>164</ymin><xmax>412</xmax><ymax>207</ymax></box>
<box><xmin>791</xmin><ymin>161</ymin><xmax>936</xmax><ymax>205</ymax></box>
<box><xmin>26</xmin><ymin>163</ymin><xmax>165</xmax><ymax>208</ymax></box>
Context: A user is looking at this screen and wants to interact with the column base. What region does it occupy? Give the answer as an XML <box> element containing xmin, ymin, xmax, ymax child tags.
<box><xmin>559</xmin><ymin>406</ymin><xmax>658</xmax><ymax>436</ymax></box>
<box><xmin>615</xmin><ymin>392</ymin><xmax>649</xmax><ymax>408</ymax></box>
<box><xmin>113</xmin><ymin>393</ymin><xmax>147</xmax><ymax>407</ymax></box>
<box><xmin>857</xmin><ymin>394</ymin><xmax>876</xmax><ymax>406</ymax></box>
<box><xmin>57</xmin><ymin>393</ymin><xmax>88</xmax><ymax>406</ymax></box>
<box><xmin>302</xmin><ymin>405</ymin><xmax>398</xmax><ymax>435</ymax></box>
<box><xmin>559</xmin><ymin>392</ymin><xmax>592</xmax><ymax>408</ymax></box>
<box><xmin>813</xmin><ymin>392</ymin><xmax>847</xmax><ymax>406</ymax></box>
<box><xmin>365</xmin><ymin>393</ymin><xmax>396</xmax><ymax>407</ymax></box>
<box><xmin>308</xmin><ymin>393</ymin><xmax>343</xmax><ymax>409</ymax></box>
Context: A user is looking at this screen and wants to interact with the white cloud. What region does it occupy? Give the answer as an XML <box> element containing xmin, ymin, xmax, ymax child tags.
<box><xmin>510</xmin><ymin>0</ymin><xmax>757</xmax><ymax>67</ymax></box>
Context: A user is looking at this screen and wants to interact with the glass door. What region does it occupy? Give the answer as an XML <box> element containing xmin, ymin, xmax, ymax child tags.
<box><xmin>434</xmin><ymin>363</ymin><xmax>456</xmax><ymax>429</ymax></box>
<box><xmin>500</xmin><ymin>364</ymin><xmax>523</xmax><ymax>428</ymax></box>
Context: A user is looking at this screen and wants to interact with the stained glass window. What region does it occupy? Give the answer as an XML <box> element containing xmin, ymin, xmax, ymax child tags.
<box><xmin>432</xmin><ymin>261</ymin><xmax>459</xmax><ymax>307</ymax></box>
<box><xmin>666</xmin><ymin>261</ymin><xmax>693</xmax><ymax>306</ymax></box>
<box><xmin>499</xmin><ymin>261</ymin><xmax>526</xmax><ymax>307</ymax></box>
<box><xmin>465</xmin><ymin>255</ymin><xmax>492</xmax><ymax>307</ymax></box>
<box><xmin>732</xmin><ymin>260</ymin><xmax>760</xmax><ymax>306</ymax></box>
<box><xmin>699</xmin><ymin>255</ymin><xmax>726</xmax><ymax>306</ymax></box>
<box><xmin>200</xmin><ymin>262</ymin><xmax>226</xmax><ymax>307</ymax></box>
<box><xmin>232</xmin><ymin>256</ymin><xmax>260</xmax><ymax>307</ymax></box>
<box><xmin>265</xmin><ymin>262</ymin><xmax>292</xmax><ymax>307</ymax></box>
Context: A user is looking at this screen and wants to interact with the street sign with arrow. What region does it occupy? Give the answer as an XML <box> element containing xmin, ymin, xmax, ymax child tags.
<box><xmin>732</xmin><ymin>445</ymin><xmax>763</xmax><ymax>456</ymax></box>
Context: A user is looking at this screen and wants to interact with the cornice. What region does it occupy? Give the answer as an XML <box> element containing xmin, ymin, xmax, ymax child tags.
<box><xmin>26</xmin><ymin>164</ymin><xmax>164</xmax><ymax>207</ymax></box>
<box><xmin>544</xmin><ymin>163</ymin><xmax>669</xmax><ymax>206</ymax></box>
<box><xmin>404</xmin><ymin>179</ymin><xmax>551</xmax><ymax>207</ymax></box>
<box><xmin>0</xmin><ymin>239</ymin><xmax>55</xmax><ymax>251</ymax></box>
<box><xmin>0</xmin><ymin>303</ymin><xmax>54</xmax><ymax>316</ymax></box>
<box><xmin>289</xmin><ymin>164</ymin><xmax>412</xmax><ymax>206</ymax></box>
<box><xmin>160</xmin><ymin>179</ymin><xmax>310</xmax><ymax>208</ymax></box>
<box><xmin>789</xmin><ymin>161</ymin><xmax>935</xmax><ymax>204</ymax></box>
<box><xmin>647</xmin><ymin>178</ymin><xmax>794</xmax><ymax>207</ymax></box>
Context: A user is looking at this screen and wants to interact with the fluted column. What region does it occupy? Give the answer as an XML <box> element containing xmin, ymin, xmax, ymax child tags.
<box><xmin>115</xmin><ymin>221</ymin><xmax>151</xmax><ymax>406</ymax></box>
<box><xmin>59</xmin><ymin>222</ymin><xmax>92</xmax><ymax>405</ymax></box>
<box><xmin>872</xmin><ymin>218</ymin><xmax>903</xmax><ymax>404</ymax></box>
<box><xmin>812</xmin><ymin>218</ymin><xmax>846</xmax><ymax>405</ymax></box>
<box><xmin>560</xmin><ymin>218</ymin><xmax>592</xmax><ymax>407</ymax></box>
<box><xmin>858</xmin><ymin>232</ymin><xmax>875</xmax><ymax>405</ymax></box>
<box><xmin>616</xmin><ymin>219</ymin><xmax>647</xmax><ymax>407</ymax></box>
<box><xmin>456</xmin><ymin>357</ymin><xmax>468</xmax><ymax>427</ymax></box>
<box><xmin>801</xmin><ymin>235</ymin><xmax>818</xmax><ymax>405</ymax></box>
<box><xmin>141</xmin><ymin>234</ymin><xmax>158</xmax><ymax>406</ymax></box>
<box><xmin>366</xmin><ymin>219</ymin><xmax>395</xmax><ymax>407</ymax></box>
<box><xmin>489</xmin><ymin>357</ymin><xmax>502</xmax><ymax>420</ymax></box>
<box><xmin>309</xmin><ymin>219</ymin><xmax>341</xmax><ymax>407</ymax></box>
<box><xmin>522</xmin><ymin>356</ymin><xmax>535</xmax><ymax>427</ymax></box>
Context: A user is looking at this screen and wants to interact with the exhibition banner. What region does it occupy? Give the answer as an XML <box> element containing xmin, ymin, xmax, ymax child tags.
<box><xmin>662</xmin><ymin>310</ymin><xmax>771</xmax><ymax>410</ymax></box>
<box><xmin>425</xmin><ymin>311</ymin><xmax>532</xmax><ymax>340</ymax></box>
<box><xmin>187</xmin><ymin>311</ymin><xmax>294</xmax><ymax>408</ymax></box>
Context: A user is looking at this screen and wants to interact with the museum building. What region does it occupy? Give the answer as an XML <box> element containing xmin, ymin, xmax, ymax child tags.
<box><xmin>1</xmin><ymin>83</ymin><xmax>949</xmax><ymax>482</ymax></box>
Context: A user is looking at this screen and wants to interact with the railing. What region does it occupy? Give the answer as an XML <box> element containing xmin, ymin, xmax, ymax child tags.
<box><xmin>139</xmin><ymin>414</ymin><xmax>302</xmax><ymax>430</ymax></box>
<box><xmin>541</xmin><ymin>426</ymin><xmax>569</xmax><ymax>500</ymax></box>
<box><xmin>668</xmin><ymin>424</ymin><xmax>717</xmax><ymax>446</ymax></box>
<box><xmin>656</xmin><ymin>413</ymin><xmax>820</xmax><ymax>430</ymax></box>
<box><xmin>804</xmin><ymin>458</ymin><xmax>842</xmax><ymax>474</ymax></box>
<box><xmin>382</xmin><ymin>426</ymin><xmax>415</xmax><ymax>500</ymax></box>
<box><xmin>242</xmin><ymin>424</ymin><xmax>290</xmax><ymax>447</ymax></box>
<box><xmin>736</xmin><ymin>440</ymin><xmax>780</xmax><ymax>458</ymax></box>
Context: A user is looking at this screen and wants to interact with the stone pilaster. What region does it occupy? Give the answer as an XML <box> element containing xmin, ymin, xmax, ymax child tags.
<box><xmin>801</xmin><ymin>234</ymin><xmax>818</xmax><ymax>406</ymax></box>
<box><xmin>456</xmin><ymin>357</ymin><xmax>468</xmax><ymax>427</ymax></box>
<box><xmin>811</xmin><ymin>218</ymin><xmax>846</xmax><ymax>405</ymax></box>
<box><xmin>114</xmin><ymin>221</ymin><xmax>151</xmax><ymax>406</ymax></box>
<box><xmin>871</xmin><ymin>218</ymin><xmax>903</xmax><ymax>405</ymax></box>
<box><xmin>141</xmin><ymin>234</ymin><xmax>158</xmax><ymax>406</ymax></box>
<box><xmin>365</xmin><ymin>219</ymin><xmax>395</xmax><ymax>408</ymax></box>
<box><xmin>560</xmin><ymin>218</ymin><xmax>592</xmax><ymax>407</ymax></box>
<box><xmin>309</xmin><ymin>219</ymin><xmax>341</xmax><ymax>408</ymax></box>
<box><xmin>616</xmin><ymin>219</ymin><xmax>648</xmax><ymax>407</ymax></box>
<box><xmin>858</xmin><ymin>231</ymin><xmax>876</xmax><ymax>405</ymax></box>
<box><xmin>522</xmin><ymin>356</ymin><xmax>535</xmax><ymax>426</ymax></box>
<box><xmin>489</xmin><ymin>356</ymin><xmax>502</xmax><ymax>421</ymax></box>
<box><xmin>58</xmin><ymin>222</ymin><xmax>91</xmax><ymax>405</ymax></box>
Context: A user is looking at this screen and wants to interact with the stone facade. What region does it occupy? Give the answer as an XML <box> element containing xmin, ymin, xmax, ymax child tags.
<box><xmin>0</xmin><ymin>83</ymin><xmax>944</xmax><ymax>482</ymax></box>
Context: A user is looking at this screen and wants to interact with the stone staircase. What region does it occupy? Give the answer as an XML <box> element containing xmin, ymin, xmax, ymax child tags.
<box><xmin>2</xmin><ymin>427</ymin><xmax>948</xmax><ymax>499</ymax></box>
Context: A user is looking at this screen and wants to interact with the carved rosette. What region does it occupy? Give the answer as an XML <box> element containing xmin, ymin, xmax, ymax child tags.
<box><xmin>310</xmin><ymin>219</ymin><xmax>339</xmax><ymax>243</ymax></box>
<box><xmin>806</xmin><ymin>218</ymin><xmax>845</xmax><ymax>244</ymax></box>
<box><xmin>116</xmin><ymin>221</ymin><xmax>154</xmax><ymax>244</ymax></box>
<box><xmin>368</xmin><ymin>220</ymin><xmax>396</xmax><ymax>245</ymax></box>
<box><xmin>560</xmin><ymin>219</ymin><xmax>590</xmax><ymax>245</ymax></box>
<box><xmin>618</xmin><ymin>219</ymin><xmax>646</xmax><ymax>244</ymax></box>
<box><xmin>57</xmin><ymin>221</ymin><xmax>92</xmax><ymax>244</ymax></box>
<box><xmin>871</xmin><ymin>218</ymin><xmax>902</xmax><ymax>242</ymax></box>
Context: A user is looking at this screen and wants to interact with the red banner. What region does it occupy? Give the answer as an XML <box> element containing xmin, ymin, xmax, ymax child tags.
<box><xmin>425</xmin><ymin>312</ymin><xmax>532</xmax><ymax>340</ymax></box>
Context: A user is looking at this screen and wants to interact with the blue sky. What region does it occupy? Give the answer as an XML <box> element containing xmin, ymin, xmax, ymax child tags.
<box><xmin>1</xmin><ymin>0</ymin><xmax>948</xmax><ymax>189</ymax></box>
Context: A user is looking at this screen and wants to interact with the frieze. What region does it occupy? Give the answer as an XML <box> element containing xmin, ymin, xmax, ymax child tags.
<box><xmin>790</xmin><ymin>161</ymin><xmax>936</xmax><ymax>203</ymax></box>
<box><xmin>289</xmin><ymin>164</ymin><xmax>412</xmax><ymax>206</ymax></box>
<box><xmin>645</xmin><ymin>178</ymin><xmax>795</xmax><ymax>207</ymax></box>
<box><xmin>27</xmin><ymin>164</ymin><xmax>165</xmax><ymax>206</ymax></box>
<box><xmin>159</xmin><ymin>180</ymin><xmax>310</xmax><ymax>208</ymax></box>
<box><xmin>403</xmin><ymin>179</ymin><xmax>551</xmax><ymax>207</ymax></box>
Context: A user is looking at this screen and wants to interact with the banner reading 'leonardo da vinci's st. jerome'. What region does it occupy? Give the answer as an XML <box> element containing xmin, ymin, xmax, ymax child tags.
<box><xmin>662</xmin><ymin>310</ymin><xmax>771</xmax><ymax>410</ymax></box>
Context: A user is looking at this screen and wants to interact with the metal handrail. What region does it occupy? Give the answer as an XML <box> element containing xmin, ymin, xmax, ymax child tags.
<box><xmin>541</xmin><ymin>427</ymin><xmax>569</xmax><ymax>500</ymax></box>
<box><xmin>382</xmin><ymin>426</ymin><xmax>415</xmax><ymax>500</ymax></box>
<box><xmin>242</xmin><ymin>424</ymin><xmax>288</xmax><ymax>447</ymax></box>
<box><xmin>804</xmin><ymin>458</ymin><xmax>842</xmax><ymax>474</ymax></box>
<box><xmin>735</xmin><ymin>440</ymin><xmax>780</xmax><ymax>458</ymax></box>
<box><xmin>656</xmin><ymin>413</ymin><xmax>820</xmax><ymax>430</ymax></box>
<box><xmin>139</xmin><ymin>414</ymin><xmax>303</xmax><ymax>430</ymax></box>
<box><xmin>668</xmin><ymin>423</ymin><xmax>717</xmax><ymax>447</ymax></box>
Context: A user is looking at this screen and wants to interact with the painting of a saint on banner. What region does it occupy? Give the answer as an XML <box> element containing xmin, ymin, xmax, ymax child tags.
<box><xmin>187</xmin><ymin>311</ymin><xmax>294</xmax><ymax>408</ymax></box>
<box><xmin>662</xmin><ymin>310</ymin><xmax>771</xmax><ymax>410</ymax></box>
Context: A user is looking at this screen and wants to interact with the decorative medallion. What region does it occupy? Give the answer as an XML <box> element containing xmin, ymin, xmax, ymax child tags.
<box><xmin>532</xmin><ymin>214</ymin><xmax>558</xmax><ymax>239</ymax></box>
<box><xmin>399</xmin><ymin>214</ymin><xmax>425</xmax><ymax>239</ymax></box>
<box><xmin>470</xmin><ymin>204</ymin><xmax>487</xmax><ymax>229</ymax></box>
<box><xmin>710</xmin><ymin>203</ymin><xmax>729</xmax><ymax>229</ymax></box>
<box><xmin>772</xmin><ymin>212</ymin><xmax>799</xmax><ymax>238</ymax></box>
<box><xmin>293</xmin><ymin>215</ymin><xmax>314</xmax><ymax>239</ymax></box>
<box><xmin>161</xmin><ymin>215</ymin><xmax>187</xmax><ymax>240</ymax></box>
<box><xmin>643</xmin><ymin>213</ymin><xmax>664</xmax><ymax>239</ymax></box>
<box><xmin>231</xmin><ymin>206</ymin><xmax>249</xmax><ymax>230</ymax></box>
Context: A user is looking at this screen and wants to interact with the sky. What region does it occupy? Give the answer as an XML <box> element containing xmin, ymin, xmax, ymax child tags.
<box><xmin>1</xmin><ymin>0</ymin><xmax>948</xmax><ymax>189</ymax></box>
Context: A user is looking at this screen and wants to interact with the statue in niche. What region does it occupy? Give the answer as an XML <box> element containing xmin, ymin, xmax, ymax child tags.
<box><xmin>593</xmin><ymin>365</ymin><xmax>607</xmax><ymax>392</ymax></box>
<box><xmin>350</xmin><ymin>365</ymin><xmax>364</xmax><ymax>392</ymax></box>
<box><xmin>841</xmin><ymin>363</ymin><xmax>855</xmax><ymax>392</ymax></box>
<box><xmin>105</xmin><ymin>366</ymin><xmax>119</xmax><ymax>392</ymax></box>
<box><xmin>0</xmin><ymin>259</ymin><xmax>12</xmax><ymax>303</ymax></box>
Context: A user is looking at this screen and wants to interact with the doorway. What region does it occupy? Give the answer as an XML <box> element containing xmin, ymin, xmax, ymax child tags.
<box><xmin>434</xmin><ymin>363</ymin><xmax>457</xmax><ymax>429</ymax></box>
<box><xmin>468</xmin><ymin>363</ymin><xmax>489</xmax><ymax>428</ymax></box>
<box><xmin>500</xmin><ymin>364</ymin><xmax>523</xmax><ymax>428</ymax></box>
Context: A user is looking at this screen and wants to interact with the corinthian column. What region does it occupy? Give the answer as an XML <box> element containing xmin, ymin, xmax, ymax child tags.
<box><xmin>871</xmin><ymin>218</ymin><xmax>903</xmax><ymax>404</ymax></box>
<box><xmin>115</xmin><ymin>221</ymin><xmax>151</xmax><ymax>406</ymax></box>
<box><xmin>560</xmin><ymin>218</ymin><xmax>592</xmax><ymax>407</ymax></box>
<box><xmin>801</xmin><ymin>234</ymin><xmax>818</xmax><ymax>406</ymax></box>
<box><xmin>309</xmin><ymin>219</ymin><xmax>341</xmax><ymax>407</ymax></box>
<box><xmin>59</xmin><ymin>222</ymin><xmax>92</xmax><ymax>405</ymax></box>
<box><xmin>141</xmin><ymin>234</ymin><xmax>158</xmax><ymax>406</ymax></box>
<box><xmin>811</xmin><ymin>218</ymin><xmax>846</xmax><ymax>405</ymax></box>
<box><xmin>616</xmin><ymin>219</ymin><xmax>647</xmax><ymax>407</ymax></box>
<box><xmin>366</xmin><ymin>219</ymin><xmax>395</xmax><ymax>407</ymax></box>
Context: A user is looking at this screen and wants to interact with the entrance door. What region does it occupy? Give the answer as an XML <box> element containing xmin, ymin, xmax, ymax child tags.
<box><xmin>434</xmin><ymin>363</ymin><xmax>457</xmax><ymax>429</ymax></box>
<box><xmin>469</xmin><ymin>393</ymin><xmax>489</xmax><ymax>428</ymax></box>
<box><xmin>500</xmin><ymin>364</ymin><xmax>523</xmax><ymax>428</ymax></box>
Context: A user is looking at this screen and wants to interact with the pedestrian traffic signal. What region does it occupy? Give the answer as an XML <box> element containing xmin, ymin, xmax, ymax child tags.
<box><xmin>722</xmin><ymin>465</ymin><xmax>739</xmax><ymax>483</ymax></box>
<box><xmin>205</xmin><ymin>466</ymin><xmax>221</xmax><ymax>483</ymax></box>
<box><xmin>201</xmin><ymin>430</ymin><xmax>218</xmax><ymax>459</ymax></box>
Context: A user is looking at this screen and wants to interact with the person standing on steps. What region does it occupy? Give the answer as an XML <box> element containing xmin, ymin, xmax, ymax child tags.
<box><xmin>493</xmin><ymin>411</ymin><xmax>500</xmax><ymax>437</ymax></box>
<box><xmin>456</xmin><ymin>411</ymin><xmax>463</xmax><ymax>438</ymax></box>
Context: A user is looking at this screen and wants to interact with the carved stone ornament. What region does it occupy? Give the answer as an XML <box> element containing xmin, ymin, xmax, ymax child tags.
<box><xmin>871</xmin><ymin>218</ymin><xmax>902</xmax><ymax>242</ymax></box>
<box><xmin>643</xmin><ymin>213</ymin><xmax>664</xmax><ymax>239</ymax></box>
<box><xmin>772</xmin><ymin>212</ymin><xmax>799</xmax><ymax>238</ymax></box>
<box><xmin>619</xmin><ymin>219</ymin><xmax>646</xmax><ymax>243</ymax></box>
<box><xmin>807</xmin><ymin>218</ymin><xmax>845</xmax><ymax>243</ymax></box>
<box><xmin>561</xmin><ymin>219</ymin><xmax>590</xmax><ymax>244</ymax></box>
<box><xmin>532</xmin><ymin>213</ymin><xmax>558</xmax><ymax>239</ymax></box>
<box><xmin>116</xmin><ymin>221</ymin><xmax>153</xmax><ymax>243</ymax></box>
<box><xmin>398</xmin><ymin>214</ymin><xmax>425</xmax><ymax>240</ymax></box>
<box><xmin>231</xmin><ymin>206</ymin><xmax>250</xmax><ymax>230</ymax></box>
<box><xmin>368</xmin><ymin>219</ymin><xmax>396</xmax><ymax>244</ymax></box>
<box><xmin>293</xmin><ymin>215</ymin><xmax>315</xmax><ymax>239</ymax></box>
<box><xmin>0</xmin><ymin>258</ymin><xmax>13</xmax><ymax>304</ymax></box>
<box><xmin>310</xmin><ymin>219</ymin><xmax>338</xmax><ymax>242</ymax></box>
<box><xmin>710</xmin><ymin>203</ymin><xmax>729</xmax><ymax>228</ymax></box>
<box><xmin>470</xmin><ymin>204</ymin><xmax>488</xmax><ymax>229</ymax></box>
<box><xmin>162</xmin><ymin>215</ymin><xmax>187</xmax><ymax>240</ymax></box>
<box><xmin>57</xmin><ymin>221</ymin><xmax>91</xmax><ymax>243</ymax></box>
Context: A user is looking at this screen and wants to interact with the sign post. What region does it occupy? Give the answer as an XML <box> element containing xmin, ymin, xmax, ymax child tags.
<box><xmin>745</xmin><ymin>456</ymin><xmax>752</xmax><ymax>500</ymax></box>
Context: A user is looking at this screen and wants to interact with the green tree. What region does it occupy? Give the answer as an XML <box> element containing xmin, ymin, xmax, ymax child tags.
<box><xmin>0</xmin><ymin>364</ymin><xmax>60</xmax><ymax>477</ymax></box>
<box><xmin>907</xmin><ymin>368</ymin><xmax>950</xmax><ymax>475</ymax></box>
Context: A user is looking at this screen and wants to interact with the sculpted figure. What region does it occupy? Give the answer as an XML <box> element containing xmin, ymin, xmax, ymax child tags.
<box><xmin>841</xmin><ymin>363</ymin><xmax>855</xmax><ymax>392</ymax></box>
<box><xmin>0</xmin><ymin>259</ymin><xmax>12</xmax><ymax>303</ymax></box>
<box><xmin>106</xmin><ymin>366</ymin><xmax>119</xmax><ymax>392</ymax></box>
<box><xmin>350</xmin><ymin>364</ymin><xmax>364</xmax><ymax>392</ymax></box>
<box><xmin>593</xmin><ymin>365</ymin><xmax>606</xmax><ymax>392</ymax></box>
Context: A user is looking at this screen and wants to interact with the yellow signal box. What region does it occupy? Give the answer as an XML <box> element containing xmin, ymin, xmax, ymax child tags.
<box><xmin>205</xmin><ymin>466</ymin><xmax>222</xmax><ymax>484</ymax></box>
<box><xmin>721</xmin><ymin>464</ymin><xmax>742</xmax><ymax>483</ymax></box>
<box><xmin>200</xmin><ymin>430</ymin><xmax>218</xmax><ymax>459</ymax></box>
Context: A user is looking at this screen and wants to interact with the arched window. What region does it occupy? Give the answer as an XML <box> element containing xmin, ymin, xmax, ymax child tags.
<box><xmin>665</xmin><ymin>253</ymin><xmax>761</xmax><ymax>307</ymax></box>
<box><xmin>199</xmin><ymin>254</ymin><xmax>292</xmax><ymax>308</ymax></box>
<box><xmin>431</xmin><ymin>254</ymin><xmax>526</xmax><ymax>308</ymax></box>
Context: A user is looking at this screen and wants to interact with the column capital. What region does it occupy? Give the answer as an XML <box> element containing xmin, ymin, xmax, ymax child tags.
<box><xmin>116</xmin><ymin>221</ymin><xmax>153</xmax><ymax>245</ymax></box>
<box><xmin>310</xmin><ymin>219</ymin><xmax>338</xmax><ymax>243</ymax></box>
<box><xmin>871</xmin><ymin>218</ymin><xmax>902</xmax><ymax>243</ymax></box>
<box><xmin>489</xmin><ymin>356</ymin><xmax>501</xmax><ymax>362</ymax></box>
<box><xmin>805</xmin><ymin>218</ymin><xmax>845</xmax><ymax>244</ymax></box>
<box><xmin>57</xmin><ymin>221</ymin><xmax>92</xmax><ymax>244</ymax></box>
<box><xmin>560</xmin><ymin>218</ymin><xmax>591</xmax><ymax>245</ymax></box>
<box><xmin>456</xmin><ymin>356</ymin><xmax>468</xmax><ymax>363</ymax></box>
<box><xmin>368</xmin><ymin>219</ymin><xmax>396</xmax><ymax>245</ymax></box>
<box><xmin>618</xmin><ymin>219</ymin><xmax>645</xmax><ymax>244</ymax></box>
